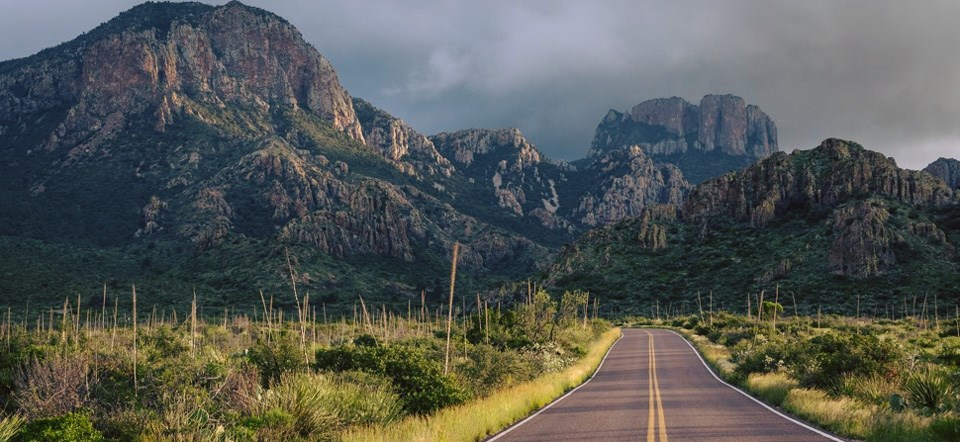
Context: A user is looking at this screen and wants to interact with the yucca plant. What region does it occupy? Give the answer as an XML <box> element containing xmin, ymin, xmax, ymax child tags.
<box><xmin>904</xmin><ymin>367</ymin><xmax>956</xmax><ymax>413</ymax></box>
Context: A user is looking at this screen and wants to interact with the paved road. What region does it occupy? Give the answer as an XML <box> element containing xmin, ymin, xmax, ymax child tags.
<box><xmin>491</xmin><ymin>328</ymin><xmax>840</xmax><ymax>442</ymax></box>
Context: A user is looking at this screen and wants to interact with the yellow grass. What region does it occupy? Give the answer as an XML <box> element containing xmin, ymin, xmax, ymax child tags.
<box><xmin>342</xmin><ymin>328</ymin><xmax>622</xmax><ymax>442</ymax></box>
<box><xmin>781</xmin><ymin>387</ymin><xmax>875</xmax><ymax>439</ymax></box>
<box><xmin>746</xmin><ymin>372</ymin><xmax>797</xmax><ymax>405</ymax></box>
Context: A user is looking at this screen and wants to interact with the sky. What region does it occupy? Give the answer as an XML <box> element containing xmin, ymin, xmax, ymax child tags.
<box><xmin>1</xmin><ymin>0</ymin><xmax>958</xmax><ymax>169</ymax></box>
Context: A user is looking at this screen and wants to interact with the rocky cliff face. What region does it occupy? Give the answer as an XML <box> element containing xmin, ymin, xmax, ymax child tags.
<box><xmin>430</xmin><ymin>128</ymin><xmax>572</xmax><ymax>229</ymax></box>
<box><xmin>684</xmin><ymin>139</ymin><xmax>957</xmax><ymax>227</ymax></box>
<box><xmin>572</xmin><ymin>146</ymin><xmax>690</xmax><ymax>227</ymax></box>
<box><xmin>925</xmin><ymin>157</ymin><xmax>960</xmax><ymax>189</ymax></box>
<box><xmin>588</xmin><ymin>95</ymin><xmax>777</xmax><ymax>183</ymax></box>
<box><xmin>0</xmin><ymin>1</ymin><xmax>363</xmax><ymax>155</ymax></box>
<box><xmin>352</xmin><ymin>98</ymin><xmax>453</xmax><ymax>178</ymax></box>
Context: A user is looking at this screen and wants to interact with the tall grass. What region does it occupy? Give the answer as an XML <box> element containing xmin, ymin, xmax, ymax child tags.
<box><xmin>342</xmin><ymin>328</ymin><xmax>621</xmax><ymax>442</ymax></box>
<box><xmin>0</xmin><ymin>415</ymin><xmax>24</xmax><ymax>442</ymax></box>
<box><xmin>746</xmin><ymin>372</ymin><xmax>797</xmax><ymax>405</ymax></box>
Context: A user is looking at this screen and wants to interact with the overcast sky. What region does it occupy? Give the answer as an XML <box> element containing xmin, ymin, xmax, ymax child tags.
<box><xmin>1</xmin><ymin>0</ymin><xmax>958</xmax><ymax>169</ymax></box>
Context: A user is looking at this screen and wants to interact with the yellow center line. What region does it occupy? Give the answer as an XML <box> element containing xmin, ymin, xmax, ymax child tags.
<box><xmin>647</xmin><ymin>332</ymin><xmax>655</xmax><ymax>442</ymax></box>
<box><xmin>644</xmin><ymin>330</ymin><xmax>668</xmax><ymax>442</ymax></box>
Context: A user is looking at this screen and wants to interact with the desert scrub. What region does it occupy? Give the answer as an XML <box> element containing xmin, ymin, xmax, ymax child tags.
<box><xmin>343</xmin><ymin>327</ymin><xmax>621</xmax><ymax>442</ymax></box>
<box><xmin>314</xmin><ymin>342</ymin><xmax>467</xmax><ymax>414</ymax></box>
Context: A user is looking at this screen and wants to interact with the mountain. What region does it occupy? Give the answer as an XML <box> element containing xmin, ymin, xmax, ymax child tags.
<box><xmin>925</xmin><ymin>157</ymin><xmax>960</xmax><ymax>189</ymax></box>
<box><xmin>0</xmin><ymin>1</ymin><xmax>554</xmax><ymax>310</ymax></box>
<box><xmin>546</xmin><ymin>139</ymin><xmax>960</xmax><ymax>315</ymax></box>
<box><xmin>589</xmin><ymin>95</ymin><xmax>778</xmax><ymax>183</ymax></box>
<box><xmin>0</xmin><ymin>1</ymin><xmax>707</xmax><ymax>311</ymax></box>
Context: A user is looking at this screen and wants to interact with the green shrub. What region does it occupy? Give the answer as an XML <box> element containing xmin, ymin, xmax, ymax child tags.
<box><xmin>247</xmin><ymin>331</ymin><xmax>307</xmax><ymax>386</ymax></box>
<box><xmin>930</xmin><ymin>414</ymin><xmax>960</xmax><ymax>440</ymax></box>
<box><xmin>455</xmin><ymin>344</ymin><xmax>536</xmax><ymax>397</ymax></box>
<box><xmin>323</xmin><ymin>372</ymin><xmax>403</xmax><ymax>427</ymax></box>
<box><xmin>314</xmin><ymin>344</ymin><xmax>466</xmax><ymax>414</ymax></box>
<box><xmin>792</xmin><ymin>332</ymin><xmax>902</xmax><ymax>391</ymax></box>
<box><xmin>14</xmin><ymin>412</ymin><xmax>104</xmax><ymax>442</ymax></box>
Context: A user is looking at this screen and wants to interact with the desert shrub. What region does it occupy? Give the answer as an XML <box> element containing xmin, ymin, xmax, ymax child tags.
<box><xmin>254</xmin><ymin>373</ymin><xmax>340</xmax><ymax>441</ymax></box>
<box><xmin>314</xmin><ymin>343</ymin><xmax>465</xmax><ymax>414</ymax></box>
<box><xmin>841</xmin><ymin>374</ymin><xmax>900</xmax><ymax>406</ymax></box>
<box><xmin>214</xmin><ymin>366</ymin><xmax>262</xmax><ymax>418</ymax></box>
<box><xmin>247</xmin><ymin>331</ymin><xmax>307</xmax><ymax>386</ymax></box>
<box><xmin>792</xmin><ymin>332</ymin><xmax>903</xmax><ymax>391</ymax></box>
<box><xmin>0</xmin><ymin>415</ymin><xmax>25</xmax><ymax>442</ymax></box>
<box><xmin>323</xmin><ymin>372</ymin><xmax>403</xmax><ymax>427</ymax></box>
<box><xmin>14</xmin><ymin>412</ymin><xmax>104</xmax><ymax>442</ymax></box>
<box><xmin>13</xmin><ymin>354</ymin><xmax>91</xmax><ymax>419</ymax></box>
<box><xmin>522</xmin><ymin>341</ymin><xmax>577</xmax><ymax>373</ymax></box>
<box><xmin>455</xmin><ymin>344</ymin><xmax>536</xmax><ymax>397</ymax></box>
<box><xmin>730</xmin><ymin>334</ymin><xmax>793</xmax><ymax>377</ymax></box>
<box><xmin>904</xmin><ymin>367</ymin><xmax>956</xmax><ymax>413</ymax></box>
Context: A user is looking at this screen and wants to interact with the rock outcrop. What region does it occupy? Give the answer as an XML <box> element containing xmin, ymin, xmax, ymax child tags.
<box><xmin>573</xmin><ymin>146</ymin><xmax>690</xmax><ymax>227</ymax></box>
<box><xmin>925</xmin><ymin>157</ymin><xmax>960</xmax><ymax>189</ymax></box>
<box><xmin>352</xmin><ymin>98</ymin><xmax>453</xmax><ymax>178</ymax></box>
<box><xmin>588</xmin><ymin>94</ymin><xmax>777</xmax><ymax>183</ymax></box>
<box><xmin>684</xmin><ymin>139</ymin><xmax>957</xmax><ymax>227</ymax></box>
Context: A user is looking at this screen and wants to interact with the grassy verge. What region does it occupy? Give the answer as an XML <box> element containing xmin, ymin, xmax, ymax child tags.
<box><xmin>674</xmin><ymin>326</ymin><xmax>948</xmax><ymax>441</ymax></box>
<box><xmin>343</xmin><ymin>328</ymin><xmax>622</xmax><ymax>442</ymax></box>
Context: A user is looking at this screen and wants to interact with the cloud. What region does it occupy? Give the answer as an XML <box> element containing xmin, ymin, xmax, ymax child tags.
<box><xmin>1</xmin><ymin>0</ymin><xmax>959</xmax><ymax>169</ymax></box>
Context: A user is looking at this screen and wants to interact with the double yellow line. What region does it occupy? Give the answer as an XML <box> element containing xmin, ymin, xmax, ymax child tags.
<box><xmin>644</xmin><ymin>330</ymin><xmax>668</xmax><ymax>442</ymax></box>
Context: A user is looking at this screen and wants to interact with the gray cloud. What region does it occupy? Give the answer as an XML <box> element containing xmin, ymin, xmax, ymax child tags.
<box><xmin>2</xmin><ymin>0</ymin><xmax>959</xmax><ymax>169</ymax></box>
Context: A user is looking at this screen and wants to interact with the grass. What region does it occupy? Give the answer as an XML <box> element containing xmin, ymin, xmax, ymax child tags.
<box><xmin>746</xmin><ymin>372</ymin><xmax>797</xmax><ymax>405</ymax></box>
<box><xmin>342</xmin><ymin>328</ymin><xmax>621</xmax><ymax>442</ymax></box>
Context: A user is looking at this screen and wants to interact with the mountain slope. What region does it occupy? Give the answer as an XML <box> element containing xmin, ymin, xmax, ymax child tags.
<box><xmin>546</xmin><ymin>139</ymin><xmax>960</xmax><ymax>315</ymax></box>
<box><xmin>0</xmin><ymin>1</ymin><xmax>547</xmax><ymax>310</ymax></box>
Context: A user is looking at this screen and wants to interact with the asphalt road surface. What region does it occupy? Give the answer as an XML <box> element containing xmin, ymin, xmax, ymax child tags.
<box><xmin>490</xmin><ymin>328</ymin><xmax>841</xmax><ymax>442</ymax></box>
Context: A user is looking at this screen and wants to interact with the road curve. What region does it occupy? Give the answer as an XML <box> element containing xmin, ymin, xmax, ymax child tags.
<box><xmin>490</xmin><ymin>328</ymin><xmax>840</xmax><ymax>442</ymax></box>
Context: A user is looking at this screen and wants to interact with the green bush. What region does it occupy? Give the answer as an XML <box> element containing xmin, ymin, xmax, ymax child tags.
<box><xmin>247</xmin><ymin>331</ymin><xmax>307</xmax><ymax>386</ymax></box>
<box><xmin>930</xmin><ymin>415</ymin><xmax>960</xmax><ymax>440</ymax></box>
<box><xmin>792</xmin><ymin>332</ymin><xmax>902</xmax><ymax>391</ymax></box>
<box><xmin>455</xmin><ymin>344</ymin><xmax>536</xmax><ymax>397</ymax></box>
<box><xmin>14</xmin><ymin>412</ymin><xmax>104</xmax><ymax>442</ymax></box>
<box><xmin>314</xmin><ymin>343</ymin><xmax>466</xmax><ymax>414</ymax></box>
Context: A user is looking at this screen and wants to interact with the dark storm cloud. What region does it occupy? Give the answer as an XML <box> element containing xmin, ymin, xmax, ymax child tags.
<box><xmin>2</xmin><ymin>0</ymin><xmax>959</xmax><ymax>168</ymax></box>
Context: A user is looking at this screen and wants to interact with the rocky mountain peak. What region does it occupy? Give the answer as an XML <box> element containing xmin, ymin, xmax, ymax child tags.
<box><xmin>925</xmin><ymin>157</ymin><xmax>960</xmax><ymax>189</ymax></box>
<box><xmin>0</xmin><ymin>0</ymin><xmax>364</xmax><ymax>154</ymax></box>
<box><xmin>588</xmin><ymin>94</ymin><xmax>778</xmax><ymax>183</ymax></box>
<box><xmin>430</xmin><ymin>128</ymin><xmax>542</xmax><ymax>168</ymax></box>
<box><xmin>684</xmin><ymin>138</ymin><xmax>957</xmax><ymax>227</ymax></box>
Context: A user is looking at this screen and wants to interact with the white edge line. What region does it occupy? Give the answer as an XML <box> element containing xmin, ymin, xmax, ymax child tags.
<box><xmin>486</xmin><ymin>331</ymin><xmax>625</xmax><ymax>441</ymax></box>
<box><xmin>662</xmin><ymin>329</ymin><xmax>845</xmax><ymax>442</ymax></box>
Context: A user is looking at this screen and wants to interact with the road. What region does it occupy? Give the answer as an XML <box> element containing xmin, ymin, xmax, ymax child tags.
<box><xmin>490</xmin><ymin>328</ymin><xmax>841</xmax><ymax>442</ymax></box>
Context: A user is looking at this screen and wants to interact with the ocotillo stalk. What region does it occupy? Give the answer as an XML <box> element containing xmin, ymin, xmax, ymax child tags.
<box><xmin>444</xmin><ymin>242</ymin><xmax>460</xmax><ymax>376</ymax></box>
<box><xmin>132</xmin><ymin>284</ymin><xmax>138</xmax><ymax>399</ymax></box>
